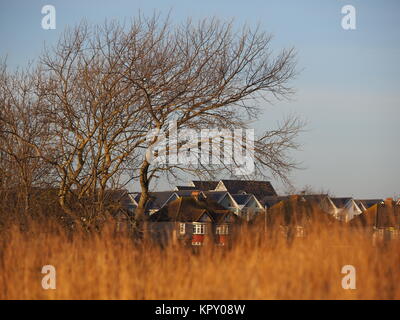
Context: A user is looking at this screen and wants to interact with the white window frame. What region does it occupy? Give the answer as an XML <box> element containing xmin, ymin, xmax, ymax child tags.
<box><xmin>193</xmin><ymin>223</ymin><xmax>206</xmax><ymax>235</ymax></box>
<box><xmin>179</xmin><ymin>223</ymin><xmax>185</xmax><ymax>234</ymax></box>
<box><xmin>216</xmin><ymin>224</ymin><xmax>229</xmax><ymax>235</ymax></box>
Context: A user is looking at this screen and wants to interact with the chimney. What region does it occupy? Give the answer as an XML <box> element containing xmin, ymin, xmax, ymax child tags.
<box><xmin>191</xmin><ymin>191</ymin><xmax>200</xmax><ymax>201</ymax></box>
<box><xmin>385</xmin><ymin>198</ymin><xmax>393</xmax><ymax>207</ymax></box>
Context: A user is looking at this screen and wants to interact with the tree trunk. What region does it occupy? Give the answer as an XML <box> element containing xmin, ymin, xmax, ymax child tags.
<box><xmin>58</xmin><ymin>190</ymin><xmax>76</xmax><ymax>228</ymax></box>
<box><xmin>135</xmin><ymin>159</ymin><xmax>150</xmax><ymax>222</ymax></box>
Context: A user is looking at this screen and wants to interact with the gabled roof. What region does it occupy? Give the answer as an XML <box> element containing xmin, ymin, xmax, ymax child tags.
<box><xmin>349</xmin><ymin>206</ymin><xmax>376</xmax><ymax>227</ymax></box>
<box><xmin>132</xmin><ymin>190</ymin><xmax>207</xmax><ymax>213</ymax></box>
<box><xmin>255</xmin><ymin>195</ymin><xmax>338</xmax><ymax>227</ymax></box>
<box><xmin>350</xmin><ymin>199</ymin><xmax>399</xmax><ymax>228</ymax></box>
<box><xmin>219</xmin><ymin>180</ymin><xmax>277</xmax><ymax>199</ymax></box>
<box><xmin>148</xmin><ymin>197</ymin><xmax>238</xmax><ymax>224</ymax></box>
<box><xmin>149</xmin><ymin>197</ymin><xmax>206</xmax><ymax>222</ymax></box>
<box><xmin>354</xmin><ymin>200</ymin><xmax>367</xmax><ymax>211</ymax></box>
<box><xmin>104</xmin><ymin>189</ymin><xmax>136</xmax><ymax>212</ymax></box>
<box><xmin>132</xmin><ymin>191</ymin><xmax>177</xmax><ymax>211</ymax></box>
<box><xmin>231</xmin><ymin>193</ymin><xmax>263</xmax><ymax>209</ymax></box>
<box><xmin>191</xmin><ymin>180</ymin><xmax>219</xmax><ymax>191</ymax></box>
<box><xmin>330</xmin><ymin>197</ymin><xmax>353</xmax><ymax>208</ymax></box>
<box><xmin>231</xmin><ymin>194</ymin><xmax>253</xmax><ymax>206</ymax></box>
<box><xmin>104</xmin><ymin>189</ymin><xmax>131</xmax><ymax>202</ymax></box>
<box><xmin>203</xmin><ymin>191</ymin><xmax>231</xmax><ymax>203</ymax></box>
<box><xmin>300</xmin><ymin>194</ymin><xmax>331</xmax><ymax>205</ymax></box>
<box><xmin>189</xmin><ymin>179</ymin><xmax>277</xmax><ymax>200</ymax></box>
<box><xmin>203</xmin><ymin>191</ymin><xmax>240</xmax><ymax>211</ymax></box>
<box><xmin>357</xmin><ymin>199</ymin><xmax>384</xmax><ymax>209</ymax></box>
<box><xmin>259</xmin><ymin>196</ymin><xmax>289</xmax><ymax>208</ymax></box>
<box><xmin>300</xmin><ymin>194</ymin><xmax>337</xmax><ymax>214</ymax></box>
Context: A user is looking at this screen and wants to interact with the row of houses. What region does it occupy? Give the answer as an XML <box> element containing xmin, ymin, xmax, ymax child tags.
<box><xmin>350</xmin><ymin>198</ymin><xmax>400</xmax><ymax>241</ymax></box>
<box><xmin>123</xmin><ymin>180</ymin><xmax>277</xmax><ymax>246</ymax></box>
<box><xmin>110</xmin><ymin>180</ymin><xmax>399</xmax><ymax>246</ymax></box>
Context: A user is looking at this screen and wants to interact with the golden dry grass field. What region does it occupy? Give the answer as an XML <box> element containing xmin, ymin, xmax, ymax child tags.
<box><xmin>0</xmin><ymin>219</ymin><xmax>399</xmax><ymax>300</ymax></box>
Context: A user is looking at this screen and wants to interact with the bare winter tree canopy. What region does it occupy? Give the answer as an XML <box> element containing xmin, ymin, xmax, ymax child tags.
<box><xmin>0</xmin><ymin>14</ymin><xmax>302</xmax><ymax>227</ymax></box>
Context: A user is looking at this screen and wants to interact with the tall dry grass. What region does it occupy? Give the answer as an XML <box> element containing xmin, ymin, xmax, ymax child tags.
<box><xmin>0</xmin><ymin>219</ymin><xmax>399</xmax><ymax>300</ymax></box>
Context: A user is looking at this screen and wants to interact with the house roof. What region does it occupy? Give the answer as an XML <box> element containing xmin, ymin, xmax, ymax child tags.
<box><xmin>300</xmin><ymin>194</ymin><xmax>330</xmax><ymax>205</ymax></box>
<box><xmin>259</xmin><ymin>196</ymin><xmax>289</xmax><ymax>208</ymax></box>
<box><xmin>175</xmin><ymin>190</ymin><xmax>204</xmax><ymax>197</ymax></box>
<box><xmin>132</xmin><ymin>191</ymin><xmax>177</xmax><ymax>211</ymax></box>
<box><xmin>349</xmin><ymin>209</ymin><xmax>375</xmax><ymax>227</ymax></box>
<box><xmin>255</xmin><ymin>195</ymin><xmax>338</xmax><ymax>227</ymax></box>
<box><xmin>231</xmin><ymin>194</ymin><xmax>253</xmax><ymax>206</ymax></box>
<box><xmin>175</xmin><ymin>186</ymin><xmax>197</xmax><ymax>191</ymax></box>
<box><xmin>219</xmin><ymin>180</ymin><xmax>277</xmax><ymax>199</ymax></box>
<box><xmin>148</xmin><ymin>197</ymin><xmax>237</xmax><ymax>223</ymax></box>
<box><xmin>105</xmin><ymin>189</ymin><xmax>130</xmax><ymax>201</ymax></box>
<box><xmin>354</xmin><ymin>200</ymin><xmax>366</xmax><ymax>211</ymax></box>
<box><xmin>350</xmin><ymin>200</ymin><xmax>399</xmax><ymax>228</ymax></box>
<box><xmin>104</xmin><ymin>189</ymin><xmax>136</xmax><ymax>211</ymax></box>
<box><xmin>191</xmin><ymin>180</ymin><xmax>219</xmax><ymax>190</ymax></box>
<box><xmin>358</xmin><ymin>199</ymin><xmax>384</xmax><ymax>209</ymax></box>
<box><xmin>189</xmin><ymin>179</ymin><xmax>277</xmax><ymax>200</ymax></box>
<box><xmin>330</xmin><ymin>197</ymin><xmax>353</xmax><ymax>208</ymax></box>
<box><xmin>132</xmin><ymin>190</ymin><xmax>208</xmax><ymax>213</ymax></box>
<box><xmin>202</xmin><ymin>196</ymin><xmax>236</xmax><ymax>212</ymax></box>
<box><xmin>203</xmin><ymin>191</ymin><xmax>231</xmax><ymax>203</ymax></box>
<box><xmin>375</xmin><ymin>200</ymin><xmax>400</xmax><ymax>228</ymax></box>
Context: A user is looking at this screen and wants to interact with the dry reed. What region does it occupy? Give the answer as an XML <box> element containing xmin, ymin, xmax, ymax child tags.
<box><xmin>0</xmin><ymin>218</ymin><xmax>399</xmax><ymax>300</ymax></box>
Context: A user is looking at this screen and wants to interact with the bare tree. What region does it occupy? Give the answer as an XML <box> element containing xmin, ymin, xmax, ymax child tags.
<box><xmin>116</xmin><ymin>15</ymin><xmax>302</xmax><ymax>221</ymax></box>
<box><xmin>0</xmin><ymin>24</ymin><xmax>145</xmax><ymax>227</ymax></box>
<box><xmin>0</xmin><ymin>14</ymin><xmax>302</xmax><ymax>230</ymax></box>
<box><xmin>34</xmin><ymin>22</ymin><xmax>149</xmax><ymax>227</ymax></box>
<box><xmin>0</xmin><ymin>64</ymin><xmax>54</xmax><ymax>221</ymax></box>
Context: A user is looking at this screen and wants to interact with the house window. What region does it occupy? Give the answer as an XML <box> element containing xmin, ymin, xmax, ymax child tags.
<box><xmin>216</xmin><ymin>224</ymin><xmax>229</xmax><ymax>235</ymax></box>
<box><xmin>193</xmin><ymin>223</ymin><xmax>206</xmax><ymax>235</ymax></box>
<box><xmin>295</xmin><ymin>226</ymin><xmax>305</xmax><ymax>237</ymax></box>
<box><xmin>179</xmin><ymin>223</ymin><xmax>185</xmax><ymax>234</ymax></box>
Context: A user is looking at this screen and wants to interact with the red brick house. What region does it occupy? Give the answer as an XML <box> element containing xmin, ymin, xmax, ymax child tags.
<box><xmin>147</xmin><ymin>196</ymin><xmax>239</xmax><ymax>246</ymax></box>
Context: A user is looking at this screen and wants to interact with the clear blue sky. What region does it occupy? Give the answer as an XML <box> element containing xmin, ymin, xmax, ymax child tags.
<box><xmin>1</xmin><ymin>0</ymin><xmax>399</xmax><ymax>198</ymax></box>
